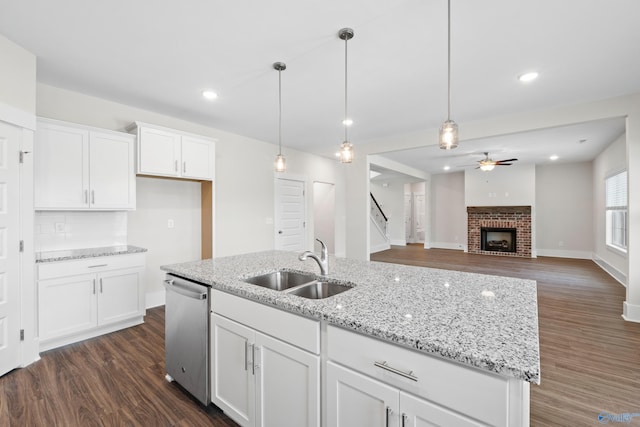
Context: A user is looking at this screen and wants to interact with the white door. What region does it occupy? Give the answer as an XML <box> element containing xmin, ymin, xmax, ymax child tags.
<box><xmin>404</xmin><ymin>194</ymin><xmax>412</xmax><ymax>242</ymax></box>
<box><xmin>255</xmin><ymin>332</ymin><xmax>320</xmax><ymax>427</ymax></box>
<box><xmin>0</xmin><ymin>122</ymin><xmax>21</xmax><ymax>377</ymax></box>
<box><xmin>97</xmin><ymin>268</ymin><xmax>142</xmax><ymax>326</ymax></box>
<box><xmin>89</xmin><ymin>132</ymin><xmax>134</xmax><ymax>209</ymax></box>
<box><xmin>34</xmin><ymin>121</ymin><xmax>89</xmax><ymax>208</ymax></box>
<box><xmin>326</xmin><ymin>361</ymin><xmax>399</xmax><ymax>427</ymax></box>
<box><xmin>275</xmin><ymin>178</ymin><xmax>306</xmax><ymax>251</ymax></box>
<box><xmin>400</xmin><ymin>391</ymin><xmax>485</xmax><ymax>427</ymax></box>
<box><xmin>211</xmin><ymin>314</ymin><xmax>256</xmax><ymax>427</ymax></box>
<box><xmin>181</xmin><ymin>136</ymin><xmax>213</xmax><ymax>180</ymax></box>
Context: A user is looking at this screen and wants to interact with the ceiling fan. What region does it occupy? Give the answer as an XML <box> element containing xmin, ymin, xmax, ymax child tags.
<box><xmin>477</xmin><ymin>152</ymin><xmax>518</xmax><ymax>171</ymax></box>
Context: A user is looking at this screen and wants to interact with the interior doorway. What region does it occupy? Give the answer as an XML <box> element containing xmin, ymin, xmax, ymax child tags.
<box><xmin>274</xmin><ymin>177</ymin><xmax>306</xmax><ymax>251</ymax></box>
<box><xmin>313</xmin><ymin>182</ymin><xmax>335</xmax><ymax>254</ymax></box>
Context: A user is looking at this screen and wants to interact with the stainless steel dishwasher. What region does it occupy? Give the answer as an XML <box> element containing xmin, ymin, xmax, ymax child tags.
<box><xmin>163</xmin><ymin>274</ymin><xmax>210</xmax><ymax>405</ymax></box>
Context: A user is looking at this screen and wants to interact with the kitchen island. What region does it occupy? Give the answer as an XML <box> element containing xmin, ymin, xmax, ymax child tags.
<box><xmin>162</xmin><ymin>250</ymin><xmax>540</xmax><ymax>427</ymax></box>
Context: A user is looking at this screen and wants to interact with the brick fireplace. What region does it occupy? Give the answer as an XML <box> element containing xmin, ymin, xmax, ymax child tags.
<box><xmin>467</xmin><ymin>206</ymin><xmax>532</xmax><ymax>258</ymax></box>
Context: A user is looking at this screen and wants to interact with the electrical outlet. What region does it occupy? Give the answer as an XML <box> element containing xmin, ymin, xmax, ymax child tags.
<box><xmin>168</xmin><ymin>219</ymin><xmax>174</xmax><ymax>229</ymax></box>
<box><xmin>55</xmin><ymin>222</ymin><xmax>65</xmax><ymax>233</ymax></box>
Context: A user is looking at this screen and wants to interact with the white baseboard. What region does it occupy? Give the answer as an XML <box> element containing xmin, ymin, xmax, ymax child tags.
<box><xmin>390</xmin><ymin>239</ymin><xmax>406</xmax><ymax>246</ymax></box>
<box><xmin>623</xmin><ymin>302</ymin><xmax>640</xmax><ymax>323</ymax></box>
<box><xmin>592</xmin><ymin>254</ymin><xmax>627</xmax><ymax>287</ymax></box>
<box><xmin>536</xmin><ymin>249</ymin><xmax>592</xmax><ymax>259</ymax></box>
<box><xmin>334</xmin><ymin>252</ymin><xmax>346</xmax><ymax>258</ymax></box>
<box><xmin>146</xmin><ymin>290</ymin><xmax>166</xmax><ymax>308</ymax></box>
<box><xmin>370</xmin><ymin>242</ymin><xmax>391</xmax><ymax>254</ymax></box>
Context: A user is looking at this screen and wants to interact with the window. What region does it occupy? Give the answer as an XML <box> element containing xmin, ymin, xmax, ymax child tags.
<box><xmin>605</xmin><ymin>170</ymin><xmax>627</xmax><ymax>253</ymax></box>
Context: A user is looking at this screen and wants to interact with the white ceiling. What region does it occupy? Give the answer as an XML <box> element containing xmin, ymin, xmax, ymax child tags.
<box><xmin>1</xmin><ymin>0</ymin><xmax>638</xmax><ymax>167</ymax></box>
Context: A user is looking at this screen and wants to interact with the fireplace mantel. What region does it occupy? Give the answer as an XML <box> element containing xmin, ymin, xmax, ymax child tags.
<box><xmin>467</xmin><ymin>206</ymin><xmax>532</xmax><ymax>214</ymax></box>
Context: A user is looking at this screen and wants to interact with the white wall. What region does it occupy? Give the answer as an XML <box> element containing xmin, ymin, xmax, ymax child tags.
<box><xmin>370</xmin><ymin>179</ymin><xmax>406</xmax><ymax>245</ymax></box>
<box><xmin>0</xmin><ymin>34</ymin><xmax>36</xmax><ymax>114</ymax></box>
<box><xmin>535</xmin><ymin>162</ymin><xmax>593</xmax><ymax>258</ymax></box>
<box><xmin>36</xmin><ymin>83</ymin><xmax>346</xmax><ymax>304</ymax></box>
<box><xmin>313</xmin><ymin>182</ymin><xmax>336</xmax><ymax>254</ymax></box>
<box><xmin>430</xmin><ymin>172</ymin><xmax>466</xmax><ymax>250</ymax></box>
<box><xmin>593</xmin><ymin>134</ymin><xmax>627</xmax><ymax>283</ymax></box>
<box><xmin>464</xmin><ymin>164</ymin><xmax>536</xmax><ymax>207</ymax></box>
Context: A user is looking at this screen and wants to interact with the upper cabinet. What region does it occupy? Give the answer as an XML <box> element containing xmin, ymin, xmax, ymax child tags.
<box><xmin>126</xmin><ymin>122</ymin><xmax>215</xmax><ymax>181</ymax></box>
<box><xmin>35</xmin><ymin>118</ymin><xmax>136</xmax><ymax>210</ymax></box>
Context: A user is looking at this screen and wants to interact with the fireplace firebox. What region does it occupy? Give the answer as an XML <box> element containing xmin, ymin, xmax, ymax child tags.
<box><xmin>481</xmin><ymin>227</ymin><xmax>516</xmax><ymax>253</ymax></box>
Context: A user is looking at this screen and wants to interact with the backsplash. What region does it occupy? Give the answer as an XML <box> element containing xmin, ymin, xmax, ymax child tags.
<box><xmin>35</xmin><ymin>211</ymin><xmax>128</xmax><ymax>252</ymax></box>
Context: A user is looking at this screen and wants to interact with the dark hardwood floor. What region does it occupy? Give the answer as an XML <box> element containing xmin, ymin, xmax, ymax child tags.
<box><xmin>0</xmin><ymin>308</ymin><xmax>237</xmax><ymax>427</ymax></box>
<box><xmin>372</xmin><ymin>246</ymin><xmax>640</xmax><ymax>427</ymax></box>
<box><xmin>2</xmin><ymin>247</ymin><xmax>638</xmax><ymax>426</ymax></box>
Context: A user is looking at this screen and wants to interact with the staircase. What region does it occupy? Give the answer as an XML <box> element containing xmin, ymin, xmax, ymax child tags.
<box><xmin>370</xmin><ymin>192</ymin><xmax>390</xmax><ymax>253</ymax></box>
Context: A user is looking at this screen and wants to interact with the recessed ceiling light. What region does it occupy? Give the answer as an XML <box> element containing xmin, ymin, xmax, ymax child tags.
<box><xmin>550</xmin><ymin>155</ymin><xmax>559</xmax><ymax>161</ymax></box>
<box><xmin>443</xmin><ymin>165</ymin><xmax>451</xmax><ymax>171</ymax></box>
<box><xmin>202</xmin><ymin>90</ymin><xmax>218</xmax><ymax>100</ymax></box>
<box><xmin>518</xmin><ymin>72</ymin><xmax>539</xmax><ymax>82</ymax></box>
<box><xmin>342</xmin><ymin>118</ymin><xmax>353</xmax><ymax>126</ymax></box>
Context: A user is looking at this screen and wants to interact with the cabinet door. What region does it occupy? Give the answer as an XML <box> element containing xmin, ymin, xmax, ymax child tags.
<box><xmin>211</xmin><ymin>314</ymin><xmax>255</xmax><ymax>427</ymax></box>
<box><xmin>89</xmin><ymin>131</ymin><xmax>135</xmax><ymax>209</ymax></box>
<box><xmin>181</xmin><ymin>136</ymin><xmax>213</xmax><ymax>180</ymax></box>
<box><xmin>326</xmin><ymin>361</ymin><xmax>399</xmax><ymax>427</ymax></box>
<box><xmin>137</xmin><ymin>126</ymin><xmax>181</xmax><ymax>177</ymax></box>
<box><xmin>97</xmin><ymin>268</ymin><xmax>143</xmax><ymax>326</ymax></box>
<box><xmin>35</xmin><ymin>122</ymin><xmax>90</xmax><ymax>209</ymax></box>
<box><xmin>400</xmin><ymin>392</ymin><xmax>486</xmax><ymax>427</ymax></box>
<box><xmin>38</xmin><ymin>274</ymin><xmax>97</xmax><ymax>341</ymax></box>
<box><xmin>255</xmin><ymin>332</ymin><xmax>320</xmax><ymax>427</ymax></box>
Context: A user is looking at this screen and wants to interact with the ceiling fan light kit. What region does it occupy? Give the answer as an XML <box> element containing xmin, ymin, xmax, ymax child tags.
<box><xmin>478</xmin><ymin>152</ymin><xmax>518</xmax><ymax>172</ymax></box>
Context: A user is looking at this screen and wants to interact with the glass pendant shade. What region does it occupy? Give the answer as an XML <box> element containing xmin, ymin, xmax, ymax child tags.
<box><xmin>275</xmin><ymin>154</ymin><xmax>286</xmax><ymax>172</ymax></box>
<box><xmin>480</xmin><ymin>163</ymin><xmax>495</xmax><ymax>172</ymax></box>
<box><xmin>339</xmin><ymin>141</ymin><xmax>354</xmax><ymax>163</ymax></box>
<box><xmin>438</xmin><ymin>119</ymin><xmax>458</xmax><ymax>150</ymax></box>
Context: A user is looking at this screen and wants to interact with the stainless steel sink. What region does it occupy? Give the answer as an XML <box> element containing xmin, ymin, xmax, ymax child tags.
<box><xmin>243</xmin><ymin>270</ymin><xmax>317</xmax><ymax>291</ymax></box>
<box><xmin>285</xmin><ymin>280</ymin><xmax>353</xmax><ymax>299</ymax></box>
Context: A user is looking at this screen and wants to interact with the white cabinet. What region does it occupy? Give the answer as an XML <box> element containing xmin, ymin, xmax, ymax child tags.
<box><xmin>35</xmin><ymin>118</ymin><xmax>136</xmax><ymax>210</ymax></box>
<box><xmin>211</xmin><ymin>290</ymin><xmax>320</xmax><ymax>427</ymax></box>
<box><xmin>127</xmin><ymin>122</ymin><xmax>215</xmax><ymax>181</ymax></box>
<box><xmin>37</xmin><ymin>253</ymin><xmax>146</xmax><ymax>352</ymax></box>
<box><xmin>327</xmin><ymin>362</ymin><xmax>485</xmax><ymax>427</ymax></box>
<box><xmin>326</xmin><ymin>325</ymin><xmax>526</xmax><ymax>427</ymax></box>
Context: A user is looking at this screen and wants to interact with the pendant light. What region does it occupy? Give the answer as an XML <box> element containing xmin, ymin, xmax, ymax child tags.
<box><xmin>338</xmin><ymin>28</ymin><xmax>355</xmax><ymax>163</ymax></box>
<box><xmin>274</xmin><ymin>62</ymin><xmax>287</xmax><ymax>172</ymax></box>
<box><xmin>439</xmin><ymin>0</ymin><xmax>458</xmax><ymax>150</ymax></box>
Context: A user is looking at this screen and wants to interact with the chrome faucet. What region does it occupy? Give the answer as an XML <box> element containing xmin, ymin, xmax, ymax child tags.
<box><xmin>299</xmin><ymin>239</ymin><xmax>329</xmax><ymax>276</ymax></box>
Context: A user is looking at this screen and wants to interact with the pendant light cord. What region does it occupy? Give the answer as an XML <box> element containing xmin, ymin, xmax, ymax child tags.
<box><xmin>344</xmin><ymin>34</ymin><xmax>349</xmax><ymax>142</ymax></box>
<box><xmin>447</xmin><ymin>0</ymin><xmax>452</xmax><ymax>121</ymax></box>
<box><xmin>278</xmin><ymin>68</ymin><xmax>282</xmax><ymax>155</ymax></box>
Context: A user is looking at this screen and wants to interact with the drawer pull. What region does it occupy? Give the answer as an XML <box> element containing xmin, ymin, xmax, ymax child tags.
<box><xmin>88</xmin><ymin>264</ymin><xmax>108</xmax><ymax>268</ymax></box>
<box><xmin>374</xmin><ymin>361</ymin><xmax>418</xmax><ymax>382</ymax></box>
<box><xmin>386</xmin><ymin>407</ymin><xmax>392</xmax><ymax>427</ymax></box>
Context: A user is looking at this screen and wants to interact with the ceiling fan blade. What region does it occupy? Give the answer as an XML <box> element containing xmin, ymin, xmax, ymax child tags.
<box><xmin>496</xmin><ymin>163</ymin><xmax>513</xmax><ymax>166</ymax></box>
<box><xmin>495</xmin><ymin>158</ymin><xmax>518</xmax><ymax>163</ymax></box>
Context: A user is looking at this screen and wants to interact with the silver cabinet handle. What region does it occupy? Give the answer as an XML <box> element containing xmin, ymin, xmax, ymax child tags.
<box><xmin>374</xmin><ymin>361</ymin><xmax>418</xmax><ymax>382</ymax></box>
<box><xmin>88</xmin><ymin>264</ymin><xmax>108</xmax><ymax>268</ymax></box>
<box><xmin>402</xmin><ymin>413</ymin><xmax>407</xmax><ymax>427</ymax></box>
<box><xmin>252</xmin><ymin>344</ymin><xmax>259</xmax><ymax>375</ymax></box>
<box><xmin>99</xmin><ymin>278</ymin><xmax>103</xmax><ymax>293</ymax></box>
<box><xmin>244</xmin><ymin>341</ymin><xmax>250</xmax><ymax>371</ymax></box>
<box><xmin>183</xmin><ymin>161</ymin><xmax>186</xmax><ymax>174</ymax></box>
<box><xmin>92</xmin><ymin>279</ymin><xmax>96</xmax><ymax>294</ymax></box>
<box><xmin>174</xmin><ymin>160</ymin><xmax>178</xmax><ymax>172</ymax></box>
<box><xmin>84</xmin><ymin>190</ymin><xmax>88</xmax><ymax>204</ymax></box>
<box><xmin>91</xmin><ymin>190</ymin><xmax>95</xmax><ymax>204</ymax></box>
<box><xmin>386</xmin><ymin>407</ymin><xmax>392</xmax><ymax>427</ymax></box>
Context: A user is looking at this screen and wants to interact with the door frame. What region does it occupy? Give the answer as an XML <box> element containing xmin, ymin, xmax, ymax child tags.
<box><xmin>274</xmin><ymin>173</ymin><xmax>308</xmax><ymax>251</ymax></box>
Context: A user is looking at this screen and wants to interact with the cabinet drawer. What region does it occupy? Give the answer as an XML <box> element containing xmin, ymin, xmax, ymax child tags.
<box><xmin>38</xmin><ymin>253</ymin><xmax>146</xmax><ymax>280</ymax></box>
<box><xmin>327</xmin><ymin>325</ymin><xmax>509</xmax><ymax>426</ymax></box>
<box><xmin>212</xmin><ymin>290</ymin><xmax>320</xmax><ymax>354</ymax></box>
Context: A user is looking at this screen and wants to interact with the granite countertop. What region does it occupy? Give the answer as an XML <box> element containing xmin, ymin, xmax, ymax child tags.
<box><xmin>161</xmin><ymin>250</ymin><xmax>540</xmax><ymax>384</ymax></box>
<box><xmin>36</xmin><ymin>245</ymin><xmax>147</xmax><ymax>263</ymax></box>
